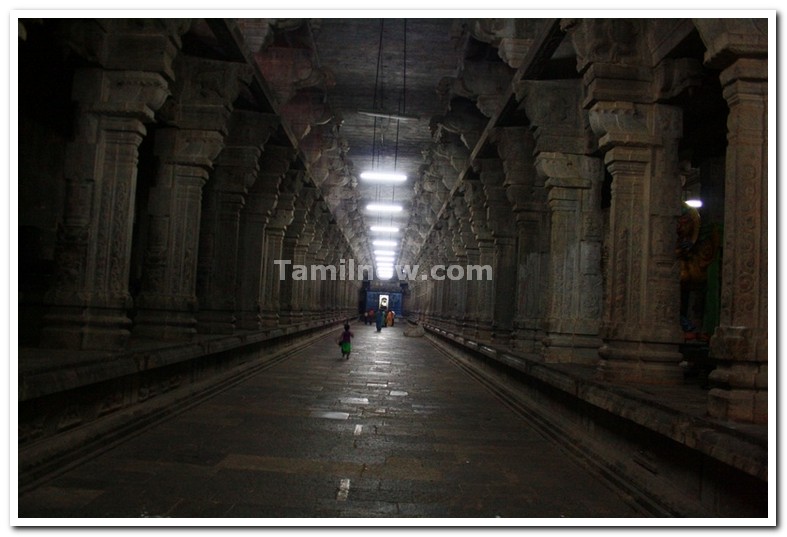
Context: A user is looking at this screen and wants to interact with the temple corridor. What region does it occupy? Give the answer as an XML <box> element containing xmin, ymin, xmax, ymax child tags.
<box><xmin>18</xmin><ymin>322</ymin><xmax>648</xmax><ymax>519</ymax></box>
<box><xmin>15</xmin><ymin>15</ymin><xmax>772</xmax><ymax>522</ymax></box>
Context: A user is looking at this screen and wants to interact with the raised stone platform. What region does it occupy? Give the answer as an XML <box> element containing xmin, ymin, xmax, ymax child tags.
<box><xmin>18</xmin><ymin>317</ymin><xmax>351</xmax><ymax>491</ymax></box>
<box><xmin>420</xmin><ymin>321</ymin><xmax>768</xmax><ymax>517</ymax></box>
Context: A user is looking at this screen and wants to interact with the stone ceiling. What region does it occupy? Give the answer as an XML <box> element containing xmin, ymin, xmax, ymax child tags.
<box><xmin>221</xmin><ymin>18</ymin><xmax>560</xmax><ymax>270</ymax></box>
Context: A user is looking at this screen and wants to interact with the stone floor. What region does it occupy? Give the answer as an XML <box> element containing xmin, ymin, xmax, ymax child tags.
<box><xmin>17</xmin><ymin>321</ymin><xmax>648</xmax><ymax>521</ymax></box>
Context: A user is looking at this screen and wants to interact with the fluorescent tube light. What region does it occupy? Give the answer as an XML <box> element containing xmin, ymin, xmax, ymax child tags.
<box><xmin>360</xmin><ymin>171</ymin><xmax>407</xmax><ymax>182</ymax></box>
<box><xmin>370</xmin><ymin>226</ymin><xmax>399</xmax><ymax>233</ymax></box>
<box><xmin>366</xmin><ymin>203</ymin><xmax>402</xmax><ymax>213</ymax></box>
<box><xmin>357</xmin><ymin>109</ymin><xmax>419</xmax><ymax>122</ymax></box>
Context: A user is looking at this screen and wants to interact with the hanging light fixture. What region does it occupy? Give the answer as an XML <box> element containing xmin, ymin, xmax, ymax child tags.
<box><xmin>360</xmin><ymin>171</ymin><xmax>407</xmax><ymax>182</ymax></box>
<box><xmin>370</xmin><ymin>225</ymin><xmax>399</xmax><ymax>233</ymax></box>
<box><xmin>357</xmin><ymin>109</ymin><xmax>418</xmax><ymax>122</ymax></box>
<box><xmin>367</xmin><ymin>203</ymin><xmax>402</xmax><ymax>213</ymax></box>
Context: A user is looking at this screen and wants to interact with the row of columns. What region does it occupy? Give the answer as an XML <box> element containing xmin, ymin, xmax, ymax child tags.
<box><xmin>37</xmin><ymin>20</ymin><xmax>358</xmax><ymax>351</ymax></box>
<box><xmin>409</xmin><ymin>19</ymin><xmax>768</xmax><ymax>424</ymax></box>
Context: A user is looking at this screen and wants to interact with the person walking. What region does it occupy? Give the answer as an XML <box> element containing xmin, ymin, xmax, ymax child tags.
<box><xmin>375</xmin><ymin>308</ymin><xmax>385</xmax><ymax>333</ymax></box>
<box><xmin>338</xmin><ymin>323</ymin><xmax>354</xmax><ymax>359</ymax></box>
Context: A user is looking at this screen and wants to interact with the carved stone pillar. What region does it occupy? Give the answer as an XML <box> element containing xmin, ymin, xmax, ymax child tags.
<box><xmin>260</xmin><ymin>195</ymin><xmax>294</xmax><ymax>328</ymax></box>
<box><xmin>236</xmin><ymin>144</ymin><xmax>294</xmax><ymax>330</ymax></box>
<box><xmin>196</xmin><ymin>111</ymin><xmax>278</xmax><ymax>334</ymax></box>
<box><xmin>134</xmin><ymin>57</ymin><xmax>252</xmax><ymax>341</ymax></box>
<box><xmin>562</xmin><ymin>19</ymin><xmax>687</xmax><ymax>381</ymax></box>
<box><xmin>455</xmin><ymin>195</ymin><xmax>480</xmax><ymax>338</ymax></box>
<box><xmin>447</xmin><ymin>206</ymin><xmax>468</xmax><ymax>333</ymax></box>
<box><xmin>423</xmin><ymin>244</ymin><xmax>438</xmax><ymax>322</ymax></box>
<box><xmin>304</xmin><ymin>208</ymin><xmax>328</xmax><ymax>321</ymax></box>
<box><xmin>293</xmin><ymin>192</ymin><xmax>318</xmax><ymax>322</ymax></box>
<box><xmin>695</xmin><ymin>19</ymin><xmax>768</xmax><ymax>423</ymax></box>
<box><xmin>517</xmin><ymin>77</ymin><xmax>602</xmax><ymax>362</ymax></box>
<box><xmin>466</xmin><ymin>179</ymin><xmax>495</xmax><ymax>342</ymax></box>
<box><xmin>279</xmin><ymin>181</ymin><xmax>312</xmax><ymax>325</ymax></box>
<box><xmin>536</xmin><ymin>153</ymin><xmax>604</xmax><ymax>364</ymax></box>
<box><xmin>590</xmin><ymin>103</ymin><xmax>685</xmax><ymax>383</ymax></box>
<box><xmin>497</xmin><ymin>127</ymin><xmax>548</xmax><ymax>354</ymax></box>
<box><xmin>41</xmin><ymin>20</ymin><xmax>180</xmax><ymax>350</ymax></box>
<box><xmin>477</xmin><ymin>156</ymin><xmax>517</xmax><ymax>346</ymax></box>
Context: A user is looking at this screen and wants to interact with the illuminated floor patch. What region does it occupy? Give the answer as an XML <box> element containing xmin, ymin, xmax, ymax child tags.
<box><xmin>310</xmin><ymin>411</ymin><xmax>350</xmax><ymax>420</ymax></box>
<box><xmin>339</xmin><ymin>397</ymin><xmax>369</xmax><ymax>405</ymax></box>
<box><xmin>336</xmin><ymin>478</ymin><xmax>351</xmax><ymax>501</ymax></box>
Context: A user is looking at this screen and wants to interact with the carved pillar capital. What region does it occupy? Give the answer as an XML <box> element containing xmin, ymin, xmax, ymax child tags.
<box><xmin>693</xmin><ymin>18</ymin><xmax>768</xmax><ymax>70</ymax></box>
<box><xmin>63</xmin><ymin>19</ymin><xmax>188</xmax><ymax>82</ymax></box>
<box><xmin>516</xmin><ymin>79</ymin><xmax>588</xmax><ymax>154</ymax></box>
<box><xmin>72</xmin><ymin>68</ymin><xmax>170</xmax><ymax>123</ymax></box>
<box><xmin>589</xmin><ymin>101</ymin><xmax>682</xmax><ymax>152</ymax></box>
<box><xmin>561</xmin><ymin>18</ymin><xmax>653</xmax><ymax>105</ymax></box>
<box><xmin>165</xmin><ymin>55</ymin><xmax>254</xmax><ymax>131</ymax></box>
<box><xmin>535</xmin><ymin>152</ymin><xmax>599</xmax><ymax>190</ymax></box>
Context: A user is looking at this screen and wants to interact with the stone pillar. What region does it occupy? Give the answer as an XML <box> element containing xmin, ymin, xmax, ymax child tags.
<box><xmin>447</xmin><ymin>205</ymin><xmax>468</xmax><ymax>333</ymax></box>
<box><xmin>196</xmin><ymin>111</ymin><xmax>278</xmax><ymax>334</ymax></box>
<box><xmin>497</xmin><ymin>127</ymin><xmax>549</xmax><ymax>354</ymax></box>
<box><xmin>517</xmin><ymin>77</ymin><xmax>604</xmax><ymax>363</ymax></box>
<box><xmin>40</xmin><ymin>20</ymin><xmax>180</xmax><ymax>350</ymax></box>
<box><xmin>562</xmin><ymin>19</ymin><xmax>686</xmax><ymax>382</ymax></box>
<box><xmin>536</xmin><ymin>153</ymin><xmax>604</xmax><ymax>364</ymax></box>
<box><xmin>235</xmin><ymin>144</ymin><xmax>294</xmax><ymax>330</ymax></box>
<box><xmin>259</xmin><ymin>194</ymin><xmax>294</xmax><ymax>328</ymax></box>
<box><xmin>423</xmin><ymin>244</ymin><xmax>438</xmax><ymax>322</ymax></box>
<box><xmin>301</xmin><ymin>204</ymin><xmax>324</xmax><ymax>321</ymax></box>
<box><xmin>695</xmin><ymin>19</ymin><xmax>768</xmax><ymax>423</ymax></box>
<box><xmin>435</xmin><ymin>225</ymin><xmax>452</xmax><ymax>328</ymax></box>
<box><xmin>279</xmin><ymin>180</ymin><xmax>312</xmax><ymax>326</ymax></box>
<box><xmin>454</xmin><ymin>195</ymin><xmax>480</xmax><ymax>338</ymax></box>
<box><xmin>466</xmin><ymin>179</ymin><xmax>495</xmax><ymax>342</ymax></box>
<box><xmin>293</xmin><ymin>191</ymin><xmax>318</xmax><ymax>323</ymax></box>
<box><xmin>134</xmin><ymin>57</ymin><xmax>252</xmax><ymax>341</ymax></box>
<box><xmin>590</xmin><ymin>103</ymin><xmax>685</xmax><ymax>383</ymax></box>
<box><xmin>477</xmin><ymin>156</ymin><xmax>517</xmax><ymax>346</ymax></box>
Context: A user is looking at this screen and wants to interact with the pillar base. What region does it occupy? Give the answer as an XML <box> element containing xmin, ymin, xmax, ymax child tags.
<box><xmin>235</xmin><ymin>312</ymin><xmax>262</xmax><ymax>331</ymax></box>
<box><xmin>133</xmin><ymin>310</ymin><xmax>197</xmax><ymax>341</ymax></box>
<box><xmin>197</xmin><ymin>310</ymin><xmax>236</xmax><ymax>335</ymax></box>
<box><xmin>260</xmin><ymin>312</ymin><xmax>279</xmax><ymax>328</ymax></box>
<box><xmin>541</xmin><ymin>333</ymin><xmax>602</xmax><ymax>365</ymax></box>
<box><xmin>280</xmin><ymin>311</ymin><xmax>303</xmax><ymax>326</ymax></box>
<box><xmin>707</xmin><ymin>388</ymin><xmax>767</xmax><ymax>424</ymax></box>
<box><xmin>475</xmin><ymin>320</ymin><xmax>494</xmax><ymax>343</ymax></box>
<box><xmin>597</xmin><ymin>343</ymin><xmax>684</xmax><ymax>384</ymax></box>
<box><xmin>40</xmin><ymin>306</ymin><xmax>131</xmax><ymax>350</ymax></box>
